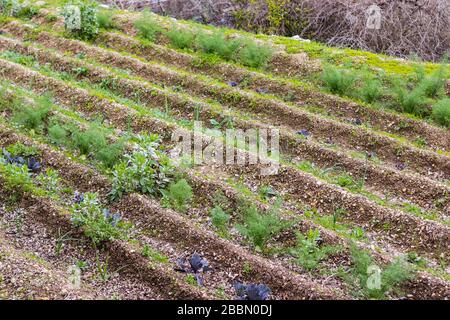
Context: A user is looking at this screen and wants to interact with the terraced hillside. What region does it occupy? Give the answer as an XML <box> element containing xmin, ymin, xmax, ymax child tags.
<box><xmin>0</xmin><ymin>1</ymin><xmax>448</xmax><ymax>300</ymax></box>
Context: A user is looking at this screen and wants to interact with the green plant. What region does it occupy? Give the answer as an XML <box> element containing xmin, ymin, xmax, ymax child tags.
<box><xmin>417</xmin><ymin>65</ymin><xmax>447</xmax><ymax>98</ymax></box>
<box><xmin>166</xmin><ymin>27</ymin><xmax>195</xmax><ymax>49</ymax></box>
<box><xmin>70</xmin><ymin>192</ymin><xmax>129</xmax><ymax>245</ymax></box>
<box><xmin>141</xmin><ymin>244</ymin><xmax>169</xmax><ymax>263</ymax></box>
<box><xmin>186</xmin><ymin>274</ymin><xmax>197</xmax><ymax>286</ymax></box>
<box><xmin>0</xmin><ymin>162</ymin><xmax>34</xmax><ymax>193</ymax></box>
<box><xmin>5</xmin><ymin>142</ymin><xmax>38</xmax><ymax>158</ymax></box>
<box><xmin>289</xmin><ymin>229</ymin><xmax>341</xmax><ymax>271</ymax></box>
<box><xmin>95</xmin><ymin>142</ymin><xmax>124</xmax><ymax>168</ymax></box>
<box><xmin>236</xmin><ymin>199</ymin><xmax>288</xmax><ymax>252</ymax></box>
<box><xmin>432</xmin><ymin>99</ymin><xmax>450</xmax><ymax>128</ymax></box>
<box><xmin>96</xmin><ymin>9</ymin><xmax>115</xmax><ymax>30</ymax></box>
<box><xmin>392</xmin><ymin>79</ymin><xmax>429</xmax><ymax>116</ymax></box>
<box><xmin>322</xmin><ymin>66</ymin><xmax>356</xmax><ymax>95</ymax></box>
<box><xmin>12</xmin><ymin>103</ymin><xmax>49</xmax><ymax>131</ymax></box>
<box><xmin>48</xmin><ymin>124</ymin><xmax>68</xmax><ymax>145</ymax></box>
<box><xmin>162</xmin><ymin>179</ymin><xmax>193</xmax><ymax>213</ymax></box>
<box><xmin>347</xmin><ymin>244</ymin><xmax>414</xmax><ymax>299</ymax></box>
<box><xmin>0</xmin><ymin>50</ymin><xmax>36</xmax><ymax>67</ymax></box>
<box><xmin>238</xmin><ymin>39</ymin><xmax>273</xmax><ymax>68</ymax></box>
<box><xmin>357</xmin><ymin>77</ymin><xmax>382</xmax><ymax>103</ymax></box>
<box><xmin>62</xmin><ymin>0</ymin><xmax>99</xmax><ymax>40</ymax></box>
<box><xmin>71</xmin><ymin>126</ymin><xmax>107</xmax><ymax>155</ymax></box>
<box><xmin>240</xmin><ymin>262</ymin><xmax>252</xmax><ymax>277</ymax></box>
<box><xmin>133</xmin><ymin>11</ymin><xmax>162</xmax><ymax>42</ymax></box>
<box><xmin>110</xmin><ymin>135</ymin><xmax>173</xmax><ymax>201</ymax></box>
<box><xmin>95</xmin><ymin>255</ymin><xmax>110</xmax><ymax>282</ymax></box>
<box><xmin>210</xmin><ymin>206</ymin><xmax>230</xmax><ymax>235</ymax></box>
<box><xmin>36</xmin><ymin>168</ymin><xmax>61</xmax><ymax>195</ymax></box>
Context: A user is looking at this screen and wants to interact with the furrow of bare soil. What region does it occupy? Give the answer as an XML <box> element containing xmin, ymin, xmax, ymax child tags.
<box><xmin>0</xmin><ymin>228</ymin><xmax>99</xmax><ymax>299</ymax></box>
<box><xmin>0</xmin><ymin>125</ymin><xmax>347</xmax><ymax>300</ymax></box>
<box><xmin>4</xmin><ymin>21</ymin><xmax>449</xmax><ymax>182</ymax></box>
<box><xmin>0</xmin><ymin>59</ymin><xmax>446</xmax><ymax>263</ymax></box>
<box><xmin>101</xmin><ymin>16</ymin><xmax>450</xmax><ymax>152</ymax></box>
<box><xmin>0</xmin><ymin>185</ymin><xmax>211</xmax><ymax>300</ymax></box>
<box><xmin>0</xmin><ymin>34</ymin><xmax>448</xmax><ymax>214</ymax></box>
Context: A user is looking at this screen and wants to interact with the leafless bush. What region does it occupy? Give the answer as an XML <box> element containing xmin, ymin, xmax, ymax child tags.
<box><xmin>101</xmin><ymin>0</ymin><xmax>450</xmax><ymax>62</ymax></box>
<box><xmin>296</xmin><ymin>0</ymin><xmax>450</xmax><ymax>62</ymax></box>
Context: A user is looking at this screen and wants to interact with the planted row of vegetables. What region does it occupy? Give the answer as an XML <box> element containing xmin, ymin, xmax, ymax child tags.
<box><xmin>0</xmin><ymin>71</ymin><xmax>446</xmax><ymax>298</ymax></box>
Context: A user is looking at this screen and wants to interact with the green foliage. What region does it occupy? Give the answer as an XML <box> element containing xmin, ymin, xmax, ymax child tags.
<box><xmin>417</xmin><ymin>65</ymin><xmax>447</xmax><ymax>98</ymax></box>
<box><xmin>185</xmin><ymin>274</ymin><xmax>197</xmax><ymax>286</ymax></box>
<box><xmin>95</xmin><ymin>142</ymin><xmax>124</xmax><ymax>168</ymax></box>
<box><xmin>289</xmin><ymin>229</ymin><xmax>341</xmax><ymax>271</ymax></box>
<box><xmin>5</xmin><ymin>142</ymin><xmax>38</xmax><ymax>158</ymax></box>
<box><xmin>70</xmin><ymin>192</ymin><xmax>129</xmax><ymax>245</ymax></box>
<box><xmin>357</xmin><ymin>77</ymin><xmax>382</xmax><ymax>103</ymax></box>
<box><xmin>238</xmin><ymin>39</ymin><xmax>273</xmax><ymax>68</ymax></box>
<box><xmin>97</xmin><ymin>9</ymin><xmax>115</xmax><ymax>30</ymax></box>
<box><xmin>347</xmin><ymin>244</ymin><xmax>414</xmax><ymax>299</ymax></box>
<box><xmin>71</xmin><ymin>126</ymin><xmax>107</xmax><ymax>155</ymax></box>
<box><xmin>12</xmin><ymin>102</ymin><xmax>49</xmax><ymax>131</ymax></box>
<box><xmin>210</xmin><ymin>205</ymin><xmax>230</xmax><ymax>235</ymax></box>
<box><xmin>0</xmin><ymin>0</ymin><xmax>38</xmax><ymax>18</ymax></box>
<box><xmin>133</xmin><ymin>12</ymin><xmax>162</xmax><ymax>42</ymax></box>
<box><xmin>141</xmin><ymin>244</ymin><xmax>169</xmax><ymax>263</ymax></box>
<box><xmin>48</xmin><ymin>124</ymin><xmax>68</xmax><ymax>145</ymax></box>
<box><xmin>196</xmin><ymin>31</ymin><xmax>241</xmax><ymax>61</ymax></box>
<box><xmin>322</xmin><ymin>65</ymin><xmax>356</xmax><ymax>95</ymax></box>
<box><xmin>432</xmin><ymin>99</ymin><xmax>450</xmax><ymax>128</ymax></box>
<box><xmin>0</xmin><ymin>162</ymin><xmax>34</xmax><ymax>193</ymax></box>
<box><xmin>35</xmin><ymin>168</ymin><xmax>61</xmax><ymax>195</ymax></box>
<box><xmin>334</xmin><ymin>173</ymin><xmax>364</xmax><ymax>192</ymax></box>
<box><xmin>62</xmin><ymin>0</ymin><xmax>99</xmax><ymax>40</ymax></box>
<box><xmin>162</xmin><ymin>178</ymin><xmax>193</xmax><ymax>213</ymax></box>
<box><xmin>166</xmin><ymin>27</ymin><xmax>195</xmax><ymax>49</ymax></box>
<box><xmin>394</xmin><ymin>87</ymin><xmax>428</xmax><ymax>116</ymax></box>
<box><xmin>236</xmin><ymin>199</ymin><xmax>289</xmax><ymax>251</ymax></box>
<box><xmin>110</xmin><ymin>134</ymin><xmax>173</xmax><ymax>201</ymax></box>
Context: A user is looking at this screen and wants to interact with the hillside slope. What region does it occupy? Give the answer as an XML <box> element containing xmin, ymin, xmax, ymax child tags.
<box><xmin>0</xmin><ymin>1</ymin><xmax>448</xmax><ymax>300</ymax></box>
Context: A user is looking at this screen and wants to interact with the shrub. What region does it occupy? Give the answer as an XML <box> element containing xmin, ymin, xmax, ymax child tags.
<box><xmin>70</xmin><ymin>192</ymin><xmax>129</xmax><ymax>245</ymax></box>
<box><xmin>12</xmin><ymin>103</ymin><xmax>49</xmax><ymax>131</ymax></box>
<box><xmin>236</xmin><ymin>199</ymin><xmax>288</xmax><ymax>251</ymax></box>
<box><xmin>357</xmin><ymin>77</ymin><xmax>382</xmax><ymax>104</ymax></box>
<box><xmin>110</xmin><ymin>135</ymin><xmax>173</xmax><ymax>201</ymax></box>
<box><xmin>289</xmin><ymin>229</ymin><xmax>341</xmax><ymax>271</ymax></box>
<box><xmin>393</xmin><ymin>85</ymin><xmax>428</xmax><ymax>117</ymax></box>
<box><xmin>432</xmin><ymin>99</ymin><xmax>450</xmax><ymax>128</ymax></box>
<box><xmin>348</xmin><ymin>244</ymin><xmax>414</xmax><ymax>299</ymax></box>
<box><xmin>238</xmin><ymin>39</ymin><xmax>273</xmax><ymax>68</ymax></box>
<box><xmin>48</xmin><ymin>124</ymin><xmax>68</xmax><ymax>145</ymax></box>
<box><xmin>196</xmin><ymin>31</ymin><xmax>243</xmax><ymax>61</ymax></box>
<box><xmin>0</xmin><ymin>162</ymin><xmax>34</xmax><ymax>193</ymax></box>
<box><xmin>322</xmin><ymin>66</ymin><xmax>356</xmax><ymax>95</ymax></box>
<box><xmin>166</xmin><ymin>27</ymin><xmax>195</xmax><ymax>49</ymax></box>
<box><xmin>71</xmin><ymin>127</ymin><xmax>107</xmax><ymax>155</ymax></box>
<box><xmin>97</xmin><ymin>9</ymin><xmax>115</xmax><ymax>30</ymax></box>
<box><xmin>133</xmin><ymin>12</ymin><xmax>162</xmax><ymax>42</ymax></box>
<box><xmin>36</xmin><ymin>168</ymin><xmax>61</xmax><ymax>195</ymax></box>
<box><xmin>417</xmin><ymin>65</ymin><xmax>447</xmax><ymax>98</ymax></box>
<box><xmin>196</xmin><ymin>31</ymin><xmax>227</xmax><ymax>55</ymax></box>
<box><xmin>95</xmin><ymin>142</ymin><xmax>124</xmax><ymax>168</ymax></box>
<box><xmin>62</xmin><ymin>0</ymin><xmax>98</xmax><ymax>40</ymax></box>
<box><xmin>162</xmin><ymin>178</ymin><xmax>193</xmax><ymax>213</ymax></box>
<box><xmin>210</xmin><ymin>206</ymin><xmax>230</xmax><ymax>235</ymax></box>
